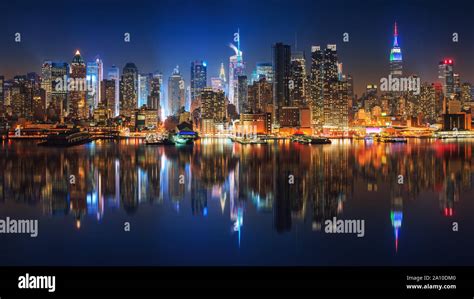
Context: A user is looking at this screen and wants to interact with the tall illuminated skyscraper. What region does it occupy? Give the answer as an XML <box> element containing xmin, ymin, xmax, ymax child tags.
<box><xmin>107</xmin><ymin>65</ymin><xmax>120</xmax><ymax>116</ymax></box>
<box><xmin>272</xmin><ymin>42</ymin><xmax>291</xmax><ymax>126</ymax></box>
<box><xmin>191</xmin><ymin>60</ymin><xmax>207</xmax><ymax>103</ymax></box>
<box><xmin>86</xmin><ymin>57</ymin><xmax>103</xmax><ymax>111</ymax></box>
<box><xmin>148</xmin><ymin>73</ymin><xmax>161</xmax><ymax>115</ymax></box>
<box><xmin>168</xmin><ymin>66</ymin><xmax>185</xmax><ymax>116</ymax></box>
<box><xmin>138</xmin><ymin>73</ymin><xmax>151</xmax><ymax>107</ymax></box>
<box><xmin>438</xmin><ymin>59</ymin><xmax>454</xmax><ymax>99</ymax></box>
<box><xmin>228</xmin><ymin>30</ymin><xmax>245</xmax><ymax>112</ymax></box>
<box><xmin>237</xmin><ymin>75</ymin><xmax>248</xmax><ymax>113</ymax></box>
<box><xmin>389</xmin><ymin>22</ymin><xmax>403</xmax><ymax>78</ymax></box>
<box><xmin>120</xmin><ymin>62</ymin><xmax>138</xmax><ymax>117</ymax></box>
<box><xmin>310</xmin><ymin>45</ymin><xmax>339</xmax><ymax>130</ymax></box>
<box><xmin>51</xmin><ymin>62</ymin><xmax>68</xmax><ymax>120</ymax></box>
<box><xmin>41</xmin><ymin>61</ymin><xmax>52</xmax><ymax>108</ymax></box>
<box><xmin>290</xmin><ymin>52</ymin><xmax>306</xmax><ymax>107</ymax></box>
<box><xmin>310</xmin><ymin>46</ymin><xmax>324</xmax><ymax>129</ymax></box>
<box><xmin>69</xmin><ymin>50</ymin><xmax>87</xmax><ymax>119</ymax></box>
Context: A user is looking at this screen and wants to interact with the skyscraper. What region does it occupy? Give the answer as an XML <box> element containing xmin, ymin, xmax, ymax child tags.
<box><xmin>251</xmin><ymin>63</ymin><xmax>274</xmax><ymax>84</ymax></box>
<box><xmin>228</xmin><ymin>30</ymin><xmax>245</xmax><ymax>112</ymax></box>
<box><xmin>438</xmin><ymin>59</ymin><xmax>454</xmax><ymax>99</ymax></box>
<box><xmin>290</xmin><ymin>52</ymin><xmax>306</xmax><ymax>107</ymax></box>
<box><xmin>51</xmin><ymin>62</ymin><xmax>68</xmax><ymax>121</ymax></box>
<box><xmin>148</xmin><ymin>73</ymin><xmax>161</xmax><ymax>115</ymax></box>
<box><xmin>310</xmin><ymin>45</ymin><xmax>339</xmax><ymax>131</ymax></box>
<box><xmin>101</xmin><ymin>79</ymin><xmax>116</xmax><ymax>117</ymax></box>
<box><xmin>107</xmin><ymin>65</ymin><xmax>120</xmax><ymax>116</ymax></box>
<box><xmin>323</xmin><ymin>45</ymin><xmax>339</xmax><ymax>126</ymax></box>
<box><xmin>237</xmin><ymin>75</ymin><xmax>248</xmax><ymax>113</ymax></box>
<box><xmin>120</xmin><ymin>62</ymin><xmax>138</xmax><ymax>117</ymax></box>
<box><xmin>86</xmin><ymin>58</ymin><xmax>103</xmax><ymax>112</ymax></box>
<box><xmin>191</xmin><ymin>60</ymin><xmax>207</xmax><ymax>103</ymax></box>
<box><xmin>419</xmin><ymin>82</ymin><xmax>437</xmax><ymax>123</ymax></box>
<box><xmin>390</xmin><ymin>22</ymin><xmax>403</xmax><ymax>78</ymax></box>
<box><xmin>138</xmin><ymin>73</ymin><xmax>151</xmax><ymax>108</ymax></box>
<box><xmin>211</xmin><ymin>77</ymin><xmax>224</xmax><ymax>92</ymax></box>
<box><xmin>41</xmin><ymin>61</ymin><xmax>52</xmax><ymax>108</ymax></box>
<box><xmin>272</xmin><ymin>43</ymin><xmax>291</xmax><ymax>126</ymax></box>
<box><xmin>168</xmin><ymin>66</ymin><xmax>185</xmax><ymax>116</ymax></box>
<box><xmin>69</xmin><ymin>50</ymin><xmax>87</xmax><ymax>120</ymax></box>
<box><xmin>310</xmin><ymin>46</ymin><xmax>324</xmax><ymax>129</ymax></box>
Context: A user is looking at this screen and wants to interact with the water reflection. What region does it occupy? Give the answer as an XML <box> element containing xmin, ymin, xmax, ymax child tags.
<box><xmin>0</xmin><ymin>138</ymin><xmax>472</xmax><ymax>254</ymax></box>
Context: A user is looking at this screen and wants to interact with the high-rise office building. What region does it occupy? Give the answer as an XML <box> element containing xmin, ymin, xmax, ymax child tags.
<box><xmin>107</xmin><ymin>65</ymin><xmax>120</xmax><ymax>116</ymax></box>
<box><xmin>419</xmin><ymin>83</ymin><xmax>437</xmax><ymax>123</ymax></box>
<box><xmin>438</xmin><ymin>59</ymin><xmax>454</xmax><ymax>99</ymax></box>
<box><xmin>86</xmin><ymin>58</ymin><xmax>103</xmax><ymax>112</ymax></box>
<box><xmin>255</xmin><ymin>62</ymin><xmax>273</xmax><ymax>83</ymax></box>
<box><xmin>323</xmin><ymin>45</ymin><xmax>339</xmax><ymax>126</ymax></box>
<box><xmin>310</xmin><ymin>45</ymin><xmax>339</xmax><ymax>130</ymax></box>
<box><xmin>237</xmin><ymin>75</ymin><xmax>248</xmax><ymax>113</ymax></box>
<box><xmin>310</xmin><ymin>46</ymin><xmax>324</xmax><ymax>129</ymax></box>
<box><xmin>138</xmin><ymin>73</ymin><xmax>151</xmax><ymax>108</ymax></box>
<box><xmin>211</xmin><ymin>77</ymin><xmax>224</xmax><ymax>92</ymax></box>
<box><xmin>41</xmin><ymin>61</ymin><xmax>52</xmax><ymax>108</ymax></box>
<box><xmin>453</xmin><ymin>73</ymin><xmax>461</xmax><ymax>96</ymax></box>
<box><xmin>148</xmin><ymin>73</ymin><xmax>161</xmax><ymax>115</ymax></box>
<box><xmin>191</xmin><ymin>60</ymin><xmax>207</xmax><ymax>103</ymax></box>
<box><xmin>120</xmin><ymin>62</ymin><xmax>139</xmax><ymax>117</ymax></box>
<box><xmin>51</xmin><ymin>62</ymin><xmax>68</xmax><ymax>120</ymax></box>
<box><xmin>389</xmin><ymin>22</ymin><xmax>403</xmax><ymax>78</ymax></box>
<box><xmin>272</xmin><ymin>43</ymin><xmax>291</xmax><ymax>126</ymax></box>
<box><xmin>248</xmin><ymin>77</ymin><xmax>273</xmax><ymax>113</ymax></box>
<box><xmin>101</xmin><ymin>79</ymin><xmax>116</xmax><ymax>117</ymax></box>
<box><xmin>168</xmin><ymin>66</ymin><xmax>185</xmax><ymax>116</ymax></box>
<box><xmin>228</xmin><ymin>31</ymin><xmax>245</xmax><ymax>112</ymax></box>
<box><xmin>290</xmin><ymin>52</ymin><xmax>306</xmax><ymax>107</ymax></box>
<box><xmin>461</xmin><ymin>83</ymin><xmax>472</xmax><ymax>105</ymax></box>
<box><xmin>69</xmin><ymin>50</ymin><xmax>88</xmax><ymax>120</ymax></box>
<box><xmin>201</xmin><ymin>87</ymin><xmax>226</xmax><ymax>121</ymax></box>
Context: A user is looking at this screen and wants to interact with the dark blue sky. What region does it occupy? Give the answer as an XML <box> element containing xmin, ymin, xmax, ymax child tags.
<box><xmin>1</xmin><ymin>0</ymin><xmax>473</xmax><ymax>95</ymax></box>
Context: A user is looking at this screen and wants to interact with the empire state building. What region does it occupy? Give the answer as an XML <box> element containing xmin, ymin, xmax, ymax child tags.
<box><xmin>389</xmin><ymin>22</ymin><xmax>403</xmax><ymax>78</ymax></box>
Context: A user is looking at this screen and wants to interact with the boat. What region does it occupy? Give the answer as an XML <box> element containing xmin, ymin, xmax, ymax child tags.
<box><xmin>234</xmin><ymin>137</ymin><xmax>268</xmax><ymax>145</ymax></box>
<box><xmin>377</xmin><ymin>136</ymin><xmax>408</xmax><ymax>143</ymax></box>
<box><xmin>38</xmin><ymin>129</ymin><xmax>92</xmax><ymax>147</ymax></box>
<box><xmin>295</xmin><ymin>135</ymin><xmax>331</xmax><ymax>145</ymax></box>
<box><xmin>308</xmin><ymin>137</ymin><xmax>332</xmax><ymax>144</ymax></box>
<box><xmin>145</xmin><ymin>133</ymin><xmax>174</xmax><ymax>145</ymax></box>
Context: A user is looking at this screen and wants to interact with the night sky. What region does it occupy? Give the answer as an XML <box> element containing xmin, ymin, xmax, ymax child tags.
<box><xmin>0</xmin><ymin>0</ymin><xmax>473</xmax><ymax>96</ymax></box>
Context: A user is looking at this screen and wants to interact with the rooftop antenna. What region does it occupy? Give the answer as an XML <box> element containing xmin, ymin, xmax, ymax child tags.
<box><xmin>295</xmin><ymin>32</ymin><xmax>298</xmax><ymax>51</ymax></box>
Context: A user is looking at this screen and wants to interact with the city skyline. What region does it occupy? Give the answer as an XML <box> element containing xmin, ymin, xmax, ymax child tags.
<box><xmin>0</xmin><ymin>0</ymin><xmax>473</xmax><ymax>97</ymax></box>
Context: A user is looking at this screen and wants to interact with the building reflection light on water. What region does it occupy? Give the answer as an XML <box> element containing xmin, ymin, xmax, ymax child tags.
<box><xmin>0</xmin><ymin>138</ymin><xmax>473</xmax><ymax>263</ymax></box>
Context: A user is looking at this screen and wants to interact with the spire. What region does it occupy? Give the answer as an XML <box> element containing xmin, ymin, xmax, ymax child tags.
<box><xmin>392</xmin><ymin>22</ymin><xmax>399</xmax><ymax>47</ymax></box>
<box><xmin>219</xmin><ymin>63</ymin><xmax>226</xmax><ymax>83</ymax></box>
<box><xmin>75</xmin><ymin>50</ymin><xmax>81</xmax><ymax>56</ymax></box>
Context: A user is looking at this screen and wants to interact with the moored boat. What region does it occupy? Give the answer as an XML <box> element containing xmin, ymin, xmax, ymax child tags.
<box><xmin>38</xmin><ymin>129</ymin><xmax>92</xmax><ymax>147</ymax></box>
